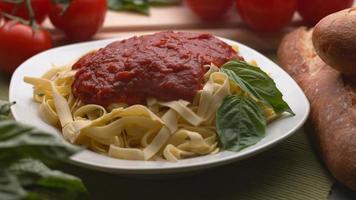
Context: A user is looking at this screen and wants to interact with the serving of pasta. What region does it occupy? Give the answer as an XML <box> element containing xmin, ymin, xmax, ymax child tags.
<box><xmin>23</xmin><ymin>60</ymin><xmax>284</xmax><ymax>162</ymax></box>
<box><xmin>22</xmin><ymin>32</ymin><xmax>293</xmax><ymax>162</ymax></box>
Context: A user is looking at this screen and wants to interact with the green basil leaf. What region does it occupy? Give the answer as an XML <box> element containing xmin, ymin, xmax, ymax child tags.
<box><xmin>0</xmin><ymin>120</ymin><xmax>80</xmax><ymax>166</ymax></box>
<box><xmin>107</xmin><ymin>0</ymin><xmax>181</xmax><ymax>14</ymax></box>
<box><xmin>108</xmin><ymin>0</ymin><xmax>150</xmax><ymax>15</ymax></box>
<box><xmin>7</xmin><ymin>159</ymin><xmax>88</xmax><ymax>200</ymax></box>
<box><xmin>0</xmin><ymin>159</ymin><xmax>88</xmax><ymax>200</ymax></box>
<box><xmin>216</xmin><ymin>94</ymin><xmax>266</xmax><ymax>151</ymax></box>
<box><xmin>0</xmin><ymin>103</ymin><xmax>86</xmax><ymax>199</ymax></box>
<box><xmin>0</xmin><ymin>101</ymin><xmax>15</xmax><ymax>120</ymax></box>
<box><xmin>0</xmin><ymin>170</ymin><xmax>28</xmax><ymax>200</ymax></box>
<box><xmin>221</xmin><ymin>60</ymin><xmax>294</xmax><ymax>115</ymax></box>
<box><xmin>149</xmin><ymin>0</ymin><xmax>181</xmax><ymax>6</ymax></box>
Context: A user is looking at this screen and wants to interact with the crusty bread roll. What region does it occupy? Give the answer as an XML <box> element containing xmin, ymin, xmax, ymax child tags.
<box><xmin>278</xmin><ymin>27</ymin><xmax>356</xmax><ymax>190</ymax></box>
<box><xmin>313</xmin><ymin>7</ymin><xmax>356</xmax><ymax>76</ymax></box>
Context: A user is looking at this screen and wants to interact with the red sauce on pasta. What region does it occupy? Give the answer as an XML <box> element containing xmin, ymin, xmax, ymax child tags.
<box><xmin>72</xmin><ymin>31</ymin><xmax>241</xmax><ymax>106</ymax></box>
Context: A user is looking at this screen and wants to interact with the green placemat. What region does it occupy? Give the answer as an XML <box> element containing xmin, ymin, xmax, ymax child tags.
<box><xmin>0</xmin><ymin>71</ymin><xmax>333</xmax><ymax>200</ymax></box>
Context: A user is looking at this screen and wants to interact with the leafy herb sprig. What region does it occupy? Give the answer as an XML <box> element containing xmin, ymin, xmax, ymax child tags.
<box><xmin>216</xmin><ymin>60</ymin><xmax>294</xmax><ymax>151</ymax></box>
<box><xmin>108</xmin><ymin>0</ymin><xmax>181</xmax><ymax>15</ymax></box>
<box><xmin>0</xmin><ymin>101</ymin><xmax>88</xmax><ymax>200</ymax></box>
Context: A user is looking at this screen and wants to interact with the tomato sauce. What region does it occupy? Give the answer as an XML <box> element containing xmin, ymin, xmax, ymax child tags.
<box><xmin>72</xmin><ymin>31</ymin><xmax>241</xmax><ymax>106</ymax></box>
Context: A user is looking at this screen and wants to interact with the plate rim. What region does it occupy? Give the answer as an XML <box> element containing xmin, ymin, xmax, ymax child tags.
<box><xmin>9</xmin><ymin>35</ymin><xmax>310</xmax><ymax>173</ymax></box>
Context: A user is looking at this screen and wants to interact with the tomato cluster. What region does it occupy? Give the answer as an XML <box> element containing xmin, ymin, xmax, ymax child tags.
<box><xmin>0</xmin><ymin>0</ymin><xmax>107</xmax><ymax>73</ymax></box>
<box><xmin>186</xmin><ymin>0</ymin><xmax>354</xmax><ymax>32</ymax></box>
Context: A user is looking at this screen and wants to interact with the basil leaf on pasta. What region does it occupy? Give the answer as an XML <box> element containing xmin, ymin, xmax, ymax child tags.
<box><xmin>221</xmin><ymin>60</ymin><xmax>294</xmax><ymax>115</ymax></box>
<box><xmin>216</xmin><ymin>94</ymin><xmax>266</xmax><ymax>151</ymax></box>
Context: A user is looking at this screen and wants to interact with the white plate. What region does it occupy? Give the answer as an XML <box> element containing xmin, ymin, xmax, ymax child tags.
<box><xmin>9</xmin><ymin>36</ymin><xmax>310</xmax><ymax>174</ymax></box>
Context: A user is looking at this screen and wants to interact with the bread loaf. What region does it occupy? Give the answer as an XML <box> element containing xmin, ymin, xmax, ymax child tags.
<box><xmin>278</xmin><ymin>27</ymin><xmax>356</xmax><ymax>190</ymax></box>
<box><xmin>313</xmin><ymin>7</ymin><xmax>356</xmax><ymax>76</ymax></box>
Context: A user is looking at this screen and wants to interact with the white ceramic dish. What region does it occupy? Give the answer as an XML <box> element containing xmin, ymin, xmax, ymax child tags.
<box><xmin>9</xmin><ymin>36</ymin><xmax>310</xmax><ymax>174</ymax></box>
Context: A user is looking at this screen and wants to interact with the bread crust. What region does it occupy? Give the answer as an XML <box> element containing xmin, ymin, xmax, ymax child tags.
<box><xmin>278</xmin><ymin>27</ymin><xmax>356</xmax><ymax>190</ymax></box>
<box><xmin>313</xmin><ymin>8</ymin><xmax>356</xmax><ymax>75</ymax></box>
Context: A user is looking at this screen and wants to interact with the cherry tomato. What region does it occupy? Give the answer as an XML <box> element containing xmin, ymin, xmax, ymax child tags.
<box><xmin>236</xmin><ymin>0</ymin><xmax>297</xmax><ymax>32</ymax></box>
<box><xmin>49</xmin><ymin>0</ymin><xmax>107</xmax><ymax>42</ymax></box>
<box><xmin>297</xmin><ymin>0</ymin><xmax>354</xmax><ymax>25</ymax></box>
<box><xmin>0</xmin><ymin>21</ymin><xmax>52</xmax><ymax>73</ymax></box>
<box><xmin>0</xmin><ymin>0</ymin><xmax>51</xmax><ymax>24</ymax></box>
<box><xmin>186</xmin><ymin>0</ymin><xmax>233</xmax><ymax>20</ymax></box>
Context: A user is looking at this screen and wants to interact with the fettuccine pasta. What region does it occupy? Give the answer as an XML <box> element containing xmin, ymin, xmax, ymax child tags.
<box><xmin>24</xmin><ymin>62</ymin><xmax>276</xmax><ymax>161</ymax></box>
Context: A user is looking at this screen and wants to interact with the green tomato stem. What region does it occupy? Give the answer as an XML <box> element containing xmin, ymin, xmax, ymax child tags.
<box><xmin>23</xmin><ymin>0</ymin><xmax>39</xmax><ymax>31</ymax></box>
<box><xmin>24</xmin><ymin>0</ymin><xmax>34</xmax><ymax>26</ymax></box>
<box><xmin>1</xmin><ymin>12</ymin><xmax>28</xmax><ymax>24</ymax></box>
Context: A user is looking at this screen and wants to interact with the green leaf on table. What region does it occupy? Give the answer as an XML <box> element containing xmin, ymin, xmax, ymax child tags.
<box><xmin>0</xmin><ymin>171</ymin><xmax>28</xmax><ymax>200</ymax></box>
<box><xmin>0</xmin><ymin>120</ymin><xmax>80</xmax><ymax>165</ymax></box>
<box><xmin>1</xmin><ymin>159</ymin><xmax>88</xmax><ymax>200</ymax></box>
<box><xmin>221</xmin><ymin>60</ymin><xmax>294</xmax><ymax>115</ymax></box>
<box><xmin>107</xmin><ymin>0</ymin><xmax>181</xmax><ymax>15</ymax></box>
<box><xmin>0</xmin><ymin>121</ymin><xmax>85</xmax><ymax>200</ymax></box>
<box><xmin>0</xmin><ymin>101</ymin><xmax>15</xmax><ymax>120</ymax></box>
<box><xmin>108</xmin><ymin>0</ymin><xmax>150</xmax><ymax>15</ymax></box>
<box><xmin>0</xmin><ymin>100</ymin><xmax>86</xmax><ymax>200</ymax></box>
<box><xmin>149</xmin><ymin>0</ymin><xmax>181</xmax><ymax>6</ymax></box>
<box><xmin>216</xmin><ymin>94</ymin><xmax>266</xmax><ymax>151</ymax></box>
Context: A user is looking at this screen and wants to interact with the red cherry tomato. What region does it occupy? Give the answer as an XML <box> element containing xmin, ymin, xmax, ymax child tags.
<box><xmin>0</xmin><ymin>21</ymin><xmax>52</xmax><ymax>73</ymax></box>
<box><xmin>0</xmin><ymin>0</ymin><xmax>51</xmax><ymax>24</ymax></box>
<box><xmin>235</xmin><ymin>0</ymin><xmax>297</xmax><ymax>32</ymax></box>
<box><xmin>186</xmin><ymin>0</ymin><xmax>233</xmax><ymax>20</ymax></box>
<box><xmin>49</xmin><ymin>0</ymin><xmax>107</xmax><ymax>42</ymax></box>
<box><xmin>297</xmin><ymin>0</ymin><xmax>354</xmax><ymax>25</ymax></box>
